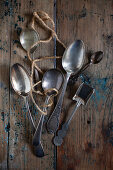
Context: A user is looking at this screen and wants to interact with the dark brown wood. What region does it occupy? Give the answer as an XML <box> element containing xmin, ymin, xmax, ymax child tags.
<box><xmin>0</xmin><ymin>0</ymin><xmax>113</xmax><ymax>169</ymax></box>
<box><xmin>0</xmin><ymin>0</ymin><xmax>55</xmax><ymax>169</ymax></box>
<box><xmin>0</xmin><ymin>0</ymin><xmax>12</xmax><ymax>169</ymax></box>
<box><xmin>9</xmin><ymin>0</ymin><xmax>55</xmax><ymax>169</ymax></box>
<box><xmin>56</xmin><ymin>0</ymin><xmax>113</xmax><ymax>170</ymax></box>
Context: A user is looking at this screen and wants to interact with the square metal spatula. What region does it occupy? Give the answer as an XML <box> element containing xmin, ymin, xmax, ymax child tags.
<box><xmin>53</xmin><ymin>83</ymin><xmax>95</xmax><ymax>146</ymax></box>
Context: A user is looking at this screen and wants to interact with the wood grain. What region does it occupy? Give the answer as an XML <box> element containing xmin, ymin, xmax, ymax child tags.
<box><xmin>56</xmin><ymin>0</ymin><xmax>113</xmax><ymax>170</ymax></box>
<box><xmin>0</xmin><ymin>0</ymin><xmax>12</xmax><ymax>169</ymax></box>
<box><xmin>9</xmin><ymin>0</ymin><xmax>56</xmax><ymax>169</ymax></box>
<box><xmin>0</xmin><ymin>0</ymin><xmax>113</xmax><ymax>170</ymax></box>
<box><xmin>0</xmin><ymin>0</ymin><xmax>55</xmax><ymax>169</ymax></box>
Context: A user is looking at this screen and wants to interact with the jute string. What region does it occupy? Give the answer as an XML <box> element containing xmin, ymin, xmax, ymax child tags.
<box><xmin>25</xmin><ymin>11</ymin><xmax>66</xmax><ymax>115</ymax></box>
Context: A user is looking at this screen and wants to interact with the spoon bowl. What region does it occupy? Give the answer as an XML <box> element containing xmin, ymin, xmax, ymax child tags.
<box><xmin>62</xmin><ymin>40</ymin><xmax>85</xmax><ymax>73</ymax></box>
<box><xmin>11</xmin><ymin>63</ymin><xmax>31</xmax><ymax>96</ymax></box>
<box><xmin>42</xmin><ymin>68</ymin><xmax>63</xmax><ymax>96</ymax></box>
<box><xmin>90</xmin><ymin>51</ymin><xmax>103</xmax><ymax>64</ymax></box>
<box><xmin>20</xmin><ymin>28</ymin><xmax>39</xmax><ymax>53</ymax></box>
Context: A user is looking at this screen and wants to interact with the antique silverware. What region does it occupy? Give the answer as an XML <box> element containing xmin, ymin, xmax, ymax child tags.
<box><xmin>20</xmin><ymin>28</ymin><xmax>39</xmax><ymax>53</ymax></box>
<box><xmin>10</xmin><ymin>63</ymin><xmax>35</xmax><ymax>130</ymax></box>
<box><xmin>54</xmin><ymin>83</ymin><xmax>95</xmax><ymax>146</ymax></box>
<box><xmin>11</xmin><ymin>63</ymin><xmax>45</xmax><ymax>157</ymax></box>
<box><xmin>33</xmin><ymin>69</ymin><xmax>63</xmax><ymax>157</ymax></box>
<box><xmin>69</xmin><ymin>51</ymin><xmax>103</xmax><ymax>84</ymax></box>
<box><xmin>47</xmin><ymin>40</ymin><xmax>85</xmax><ymax>133</ymax></box>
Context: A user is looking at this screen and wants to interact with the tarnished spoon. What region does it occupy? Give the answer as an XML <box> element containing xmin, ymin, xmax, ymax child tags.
<box><xmin>10</xmin><ymin>63</ymin><xmax>35</xmax><ymax>129</ymax></box>
<box><xmin>10</xmin><ymin>63</ymin><xmax>44</xmax><ymax>157</ymax></box>
<box><xmin>69</xmin><ymin>51</ymin><xmax>103</xmax><ymax>84</ymax></box>
<box><xmin>20</xmin><ymin>28</ymin><xmax>39</xmax><ymax>53</ymax></box>
<box><xmin>33</xmin><ymin>69</ymin><xmax>63</xmax><ymax>157</ymax></box>
<box><xmin>47</xmin><ymin>40</ymin><xmax>85</xmax><ymax>133</ymax></box>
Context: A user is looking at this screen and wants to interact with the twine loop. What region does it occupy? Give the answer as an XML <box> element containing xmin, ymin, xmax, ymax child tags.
<box><xmin>25</xmin><ymin>11</ymin><xmax>66</xmax><ymax>115</ymax></box>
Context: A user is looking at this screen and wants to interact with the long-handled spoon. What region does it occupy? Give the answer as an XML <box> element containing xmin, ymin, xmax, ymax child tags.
<box><xmin>69</xmin><ymin>51</ymin><xmax>103</xmax><ymax>84</ymax></box>
<box><xmin>10</xmin><ymin>63</ymin><xmax>44</xmax><ymax>156</ymax></box>
<box><xmin>54</xmin><ymin>83</ymin><xmax>95</xmax><ymax>146</ymax></box>
<box><xmin>47</xmin><ymin>40</ymin><xmax>85</xmax><ymax>133</ymax></box>
<box><xmin>11</xmin><ymin>63</ymin><xmax>35</xmax><ymax>130</ymax></box>
<box><xmin>33</xmin><ymin>69</ymin><xmax>63</xmax><ymax>157</ymax></box>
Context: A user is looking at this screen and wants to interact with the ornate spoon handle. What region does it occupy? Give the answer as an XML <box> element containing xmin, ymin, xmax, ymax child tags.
<box><xmin>47</xmin><ymin>73</ymin><xmax>71</xmax><ymax>133</ymax></box>
<box><xmin>53</xmin><ymin>100</ymin><xmax>81</xmax><ymax>146</ymax></box>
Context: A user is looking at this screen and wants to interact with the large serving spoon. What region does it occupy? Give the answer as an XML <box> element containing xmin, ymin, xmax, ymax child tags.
<box><xmin>10</xmin><ymin>63</ymin><xmax>44</xmax><ymax>156</ymax></box>
<box><xmin>11</xmin><ymin>63</ymin><xmax>35</xmax><ymax>130</ymax></box>
<box><xmin>69</xmin><ymin>51</ymin><xmax>103</xmax><ymax>84</ymax></box>
<box><xmin>47</xmin><ymin>40</ymin><xmax>85</xmax><ymax>133</ymax></box>
<box><xmin>33</xmin><ymin>69</ymin><xmax>63</xmax><ymax>157</ymax></box>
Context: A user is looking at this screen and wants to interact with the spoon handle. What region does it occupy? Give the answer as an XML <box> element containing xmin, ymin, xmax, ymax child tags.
<box><xmin>25</xmin><ymin>97</ymin><xmax>36</xmax><ymax>131</ymax></box>
<box><xmin>54</xmin><ymin>100</ymin><xmax>81</xmax><ymax>146</ymax></box>
<box><xmin>32</xmin><ymin>96</ymin><xmax>49</xmax><ymax>146</ymax></box>
<box><xmin>47</xmin><ymin>73</ymin><xmax>71</xmax><ymax>133</ymax></box>
<box><xmin>76</xmin><ymin>63</ymin><xmax>90</xmax><ymax>76</ymax></box>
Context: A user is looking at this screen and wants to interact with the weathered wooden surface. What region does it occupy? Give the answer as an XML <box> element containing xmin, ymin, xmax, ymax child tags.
<box><xmin>56</xmin><ymin>0</ymin><xmax>113</xmax><ymax>170</ymax></box>
<box><xmin>0</xmin><ymin>0</ymin><xmax>113</xmax><ymax>170</ymax></box>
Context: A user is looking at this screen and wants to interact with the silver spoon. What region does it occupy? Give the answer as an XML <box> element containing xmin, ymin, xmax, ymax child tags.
<box><xmin>10</xmin><ymin>63</ymin><xmax>44</xmax><ymax>156</ymax></box>
<box><xmin>47</xmin><ymin>40</ymin><xmax>85</xmax><ymax>133</ymax></box>
<box><xmin>53</xmin><ymin>83</ymin><xmax>95</xmax><ymax>146</ymax></box>
<box><xmin>10</xmin><ymin>63</ymin><xmax>35</xmax><ymax>130</ymax></box>
<box><xmin>33</xmin><ymin>69</ymin><xmax>63</xmax><ymax>157</ymax></box>
<box><xmin>70</xmin><ymin>51</ymin><xmax>103</xmax><ymax>83</ymax></box>
<box><xmin>20</xmin><ymin>28</ymin><xmax>39</xmax><ymax>53</ymax></box>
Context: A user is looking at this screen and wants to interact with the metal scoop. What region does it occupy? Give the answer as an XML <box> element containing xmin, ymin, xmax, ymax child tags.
<box><xmin>53</xmin><ymin>83</ymin><xmax>95</xmax><ymax>146</ymax></box>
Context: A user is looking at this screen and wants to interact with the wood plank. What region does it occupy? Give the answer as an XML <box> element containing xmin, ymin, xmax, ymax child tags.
<box><xmin>56</xmin><ymin>0</ymin><xmax>113</xmax><ymax>170</ymax></box>
<box><xmin>0</xmin><ymin>0</ymin><xmax>12</xmax><ymax>169</ymax></box>
<box><xmin>9</xmin><ymin>0</ymin><xmax>55</xmax><ymax>169</ymax></box>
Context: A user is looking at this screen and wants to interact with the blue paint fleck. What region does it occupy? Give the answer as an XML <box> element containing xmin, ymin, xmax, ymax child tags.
<box><xmin>16</xmin><ymin>27</ymin><xmax>22</xmax><ymax>36</ymax></box>
<box><xmin>15</xmin><ymin>23</ymin><xmax>18</xmax><ymax>29</ymax></box>
<box><xmin>13</xmin><ymin>40</ymin><xmax>20</xmax><ymax>45</ymax></box>
<box><xmin>1</xmin><ymin>112</ymin><xmax>5</xmax><ymax>121</ymax></box>
<box><xmin>21</xmin><ymin>145</ymin><xmax>27</xmax><ymax>152</ymax></box>
<box><xmin>97</xmin><ymin>77</ymin><xmax>108</xmax><ymax>91</ymax></box>
<box><xmin>24</xmin><ymin>56</ymin><xmax>27</xmax><ymax>59</ymax></box>
<box><xmin>13</xmin><ymin>50</ymin><xmax>16</xmax><ymax>54</ymax></box>
<box><xmin>0</xmin><ymin>47</ymin><xmax>5</xmax><ymax>51</ymax></box>
<box><xmin>5</xmin><ymin>123</ymin><xmax>10</xmax><ymax>132</ymax></box>
<box><xmin>95</xmin><ymin>89</ymin><xmax>106</xmax><ymax>101</ymax></box>
<box><xmin>0</xmin><ymin>82</ymin><xmax>4</xmax><ymax>88</ymax></box>
<box><xmin>18</xmin><ymin>15</ymin><xmax>24</xmax><ymax>22</ymax></box>
<box><xmin>80</xmin><ymin>74</ymin><xmax>91</xmax><ymax>84</ymax></box>
<box><xmin>0</xmin><ymin>0</ymin><xmax>21</xmax><ymax>19</ymax></box>
<box><xmin>10</xmin><ymin>154</ymin><xmax>14</xmax><ymax>160</ymax></box>
<box><xmin>4</xmin><ymin>0</ymin><xmax>9</xmax><ymax>6</ymax></box>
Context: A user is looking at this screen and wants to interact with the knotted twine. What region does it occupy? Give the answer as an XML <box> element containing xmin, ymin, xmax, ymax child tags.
<box><xmin>25</xmin><ymin>11</ymin><xmax>66</xmax><ymax>115</ymax></box>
